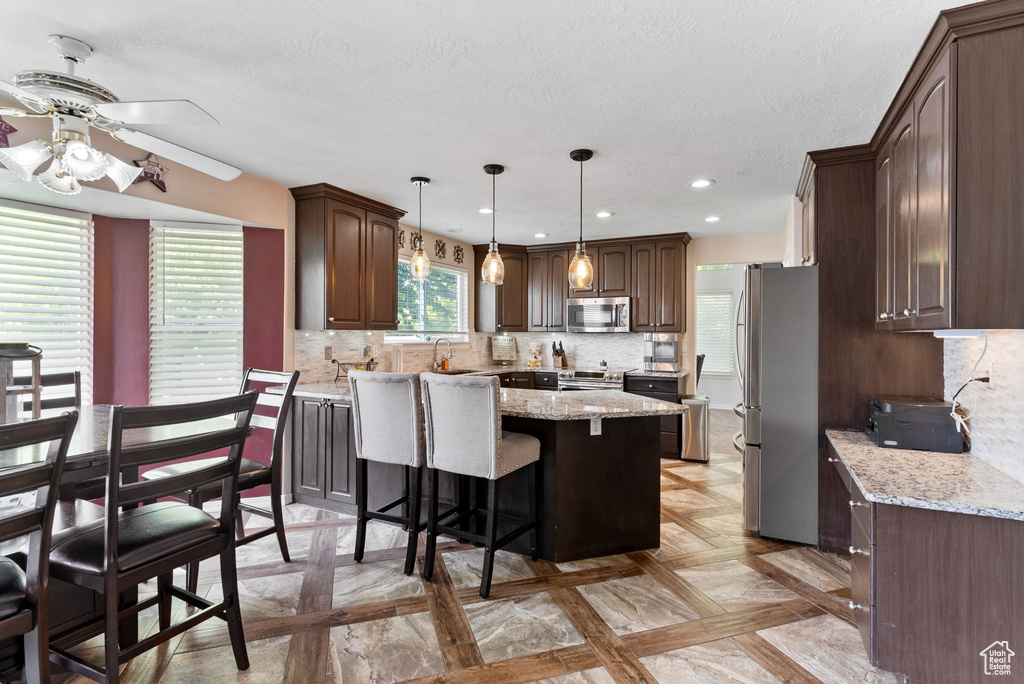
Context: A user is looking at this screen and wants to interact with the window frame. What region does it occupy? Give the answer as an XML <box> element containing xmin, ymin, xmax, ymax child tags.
<box><xmin>386</xmin><ymin>257</ymin><xmax>470</xmax><ymax>344</ymax></box>
<box><xmin>694</xmin><ymin>288</ymin><xmax>736</xmax><ymax>378</ymax></box>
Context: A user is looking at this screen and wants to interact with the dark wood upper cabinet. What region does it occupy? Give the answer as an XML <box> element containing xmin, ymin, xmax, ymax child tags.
<box><xmin>632</xmin><ymin>240</ymin><xmax>684</xmax><ymax>333</ymax></box>
<box><xmin>475</xmin><ymin>245</ymin><xmax>528</xmax><ymax>332</ymax></box>
<box><xmin>801</xmin><ymin>176</ymin><xmax>816</xmax><ymax>265</ymax></box>
<box><xmin>874</xmin><ymin>151</ymin><xmax>894</xmax><ymax>331</ymax></box>
<box><xmin>631</xmin><ymin>243</ymin><xmax>657</xmax><ymax>331</ymax></box>
<box><xmin>871</xmin><ymin>16</ymin><xmax>1024</xmax><ymax>330</ymax></box>
<box><xmin>292</xmin><ymin>184</ymin><xmax>405</xmax><ymax>330</ymax></box>
<box><xmin>596</xmin><ymin>245</ymin><xmax>631</xmax><ymax>298</ymax></box>
<box><xmin>528</xmin><ymin>249</ymin><xmax>569</xmax><ymax>331</ymax></box>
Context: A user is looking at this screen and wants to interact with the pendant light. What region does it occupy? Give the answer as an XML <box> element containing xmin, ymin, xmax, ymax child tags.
<box><xmin>568</xmin><ymin>149</ymin><xmax>595</xmax><ymax>290</ymax></box>
<box><xmin>480</xmin><ymin>164</ymin><xmax>505</xmax><ymax>285</ymax></box>
<box><xmin>409</xmin><ymin>176</ymin><xmax>431</xmax><ymax>280</ymax></box>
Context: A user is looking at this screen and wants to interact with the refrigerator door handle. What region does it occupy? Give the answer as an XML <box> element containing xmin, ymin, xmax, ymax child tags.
<box><xmin>735</xmin><ymin>288</ymin><xmax>745</xmax><ymax>397</ymax></box>
<box><xmin>732</xmin><ymin>430</ymin><xmax>745</xmax><ymax>454</ymax></box>
<box><xmin>732</xmin><ymin>401</ymin><xmax>745</xmax><ymax>419</ymax></box>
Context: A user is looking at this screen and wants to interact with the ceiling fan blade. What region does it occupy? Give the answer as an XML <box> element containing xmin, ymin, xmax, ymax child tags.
<box><xmin>94</xmin><ymin>99</ymin><xmax>219</xmax><ymax>126</ymax></box>
<box><xmin>0</xmin><ymin>106</ymin><xmax>33</xmax><ymax>117</ymax></box>
<box><xmin>0</xmin><ymin>79</ymin><xmax>48</xmax><ymax>113</ymax></box>
<box><xmin>109</xmin><ymin>128</ymin><xmax>241</xmax><ymax>181</ymax></box>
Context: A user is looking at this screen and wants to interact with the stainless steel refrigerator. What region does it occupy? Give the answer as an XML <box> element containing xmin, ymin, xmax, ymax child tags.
<box><xmin>735</xmin><ymin>263</ymin><xmax>818</xmax><ymax>545</ymax></box>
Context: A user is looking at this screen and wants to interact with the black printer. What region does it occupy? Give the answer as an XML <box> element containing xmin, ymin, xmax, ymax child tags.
<box><xmin>866</xmin><ymin>396</ymin><xmax>965</xmax><ymax>453</ymax></box>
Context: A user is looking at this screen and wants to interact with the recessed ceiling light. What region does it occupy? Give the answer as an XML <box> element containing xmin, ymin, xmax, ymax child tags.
<box><xmin>705</xmin><ymin>216</ymin><xmax>721</xmax><ymax>223</ymax></box>
<box><xmin>595</xmin><ymin>211</ymin><xmax>613</xmax><ymax>218</ymax></box>
<box><xmin>479</xmin><ymin>207</ymin><xmax>493</xmax><ymax>214</ymax></box>
<box><xmin>447</xmin><ymin>228</ymin><xmax>463</xmax><ymax>234</ymax></box>
<box><xmin>691</xmin><ymin>179</ymin><xmax>715</xmax><ymax>188</ymax></box>
<box><xmin>534</xmin><ymin>233</ymin><xmax>548</xmax><ymax>238</ymax></box>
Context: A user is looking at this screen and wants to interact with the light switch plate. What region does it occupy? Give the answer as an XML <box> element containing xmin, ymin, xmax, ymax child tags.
<box><xmin>590</xmin><ymin>418</ymin><xmax>602</xmax><ymax>436</ymax></box>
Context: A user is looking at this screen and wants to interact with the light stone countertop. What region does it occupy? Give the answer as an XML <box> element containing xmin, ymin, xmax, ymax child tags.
<box><xmin>826</xmin><ymin>429</ymin><xmax>1024</xmax><ymax>521</ymax></box>
<box><xmin>276</xmin><ymin>382</ymin><xmax>686</xmax><ymax>421</ymax></box>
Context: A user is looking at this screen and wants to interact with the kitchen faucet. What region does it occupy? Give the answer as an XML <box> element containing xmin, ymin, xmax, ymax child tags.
<box><xmin>432</xmin><ymin>337</ymin><xmax>452</xmax><ymax>372</ymax></box>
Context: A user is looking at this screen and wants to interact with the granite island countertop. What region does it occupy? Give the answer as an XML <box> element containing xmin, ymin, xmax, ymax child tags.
<box><xmin>274</xmin><ymin>382</ymin><xmax>687</xmax><ymax>421</ymax></box>
<box><xmin>826</xmin><ymin>429</ymin><xmax>1024</xmax><ymax>521</ymax></box>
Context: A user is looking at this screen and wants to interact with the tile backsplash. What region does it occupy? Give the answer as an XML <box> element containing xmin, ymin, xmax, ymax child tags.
<box><xmin>944</xmin><ymin>331</ymin><xmax>1024</xmax><ymax>483</ymax></box>
<box><xmin>293</xmin><ymin>330</ymin><xmax>686</xmax><ymax>382</ymax></box>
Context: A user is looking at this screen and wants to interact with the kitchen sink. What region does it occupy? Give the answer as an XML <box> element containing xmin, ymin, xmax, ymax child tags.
<box><xmin>435</xmin><ymin>368</ymin><xmax>483</xmax><ymax>375</ymax></box>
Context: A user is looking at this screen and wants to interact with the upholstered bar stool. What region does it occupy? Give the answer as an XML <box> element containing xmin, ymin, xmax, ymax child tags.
<box><xmin>419</xmin><ymin>373</ymin><xmax>540</xmax><ymax>598</ymax></box>
<box><xmin>348</xmin><ymin>370</ymin><xmax>427</xmax><ymax>575</ymax></box>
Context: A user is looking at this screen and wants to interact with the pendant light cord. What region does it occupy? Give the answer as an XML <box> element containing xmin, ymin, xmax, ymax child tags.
<box><xmin>418</xmin><ymin>182</ymin><xmax>423</xmax><ymax>242</ymax></box>
<box><xmin>579</xmin><ymin>159</ymin><xmax>584</xmax><ymax>243</ymax></box>
<box><xmin>491</xmin><ymin>173</ymin><xmax>497</xmax><ymax>243</ymax></box>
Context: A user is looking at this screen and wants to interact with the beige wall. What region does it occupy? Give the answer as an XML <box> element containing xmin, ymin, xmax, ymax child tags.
<box><xmin>686</xmin><ymin>231</ymin><xmax>786</xmax><ymax>393</ymax></box>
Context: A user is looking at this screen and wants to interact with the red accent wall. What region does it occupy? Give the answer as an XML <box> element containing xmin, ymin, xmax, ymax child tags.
<box><xmin>240</xmin><ymin>226</ymin><xmax>286</xmax><ymax>497</ymax></box>
<box><xmin>92</xmin><ymin>216</ymin><xmax>150</xmax><ymax>406</ymax></box>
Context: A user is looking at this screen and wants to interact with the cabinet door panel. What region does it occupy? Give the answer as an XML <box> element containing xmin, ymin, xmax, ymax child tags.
<box><xmin>875</xmin><ymin>153</ymin><xmax>894</xmax><ymax>330</ymax></box>
<box><xmin>365</xmin><ymin>213</ymin><xmax>399</xmax><ymax>329</ymax></box>
<box><xmin>547</xmin><ymin>250</ymin><xmax>569</xmax><ymax>331</ymax></box>
<box><xmin>325</xmin><ymin>202</ymin><xmax>365</xmax><ymax>329</ymax></box>
<box><xmin>890</xmin><ymin>112</ymin><xmax>916</xmax><ymax>330</ymax></box>
<box><xmin>293</xmin><ymin>399</ymin><xmax>326</xmax><ymax>498</ymax></box>
<box><xmin>631</xmin><ymin>243</ymin><xmax>657</xmax><ymax>332</ymax></box>
<box><xmin>326</xmin><ymin>403</ymin><xmax>356</xmax><ymax>503</ymax></box>
<box><xmin>913</xmin><ymin>56</ymin><xmax>952</xmax><ymax>330</ymax></box>
<box><xmin>597</xmin><ymin>246</ymin><xmax>631</xmax><ymax>297</ymax></box>
<box><xmin>656</xmin><ymin>241</ymin><xmax>683</xmax><ymax>332</ymax></box>
<box><xmin>497</xmin><ymin>252</ymin><xmax>528</xmax><ymax>331</ymax></box>
<box><xmin>802</xmin><ymin>179</ymin><xmax>817</xmax><ymax>265</ymax></box>
<box><xmin>528</xmin><ymin>252</ymin><xmax>549</xmax><ymax>331</ymax></box>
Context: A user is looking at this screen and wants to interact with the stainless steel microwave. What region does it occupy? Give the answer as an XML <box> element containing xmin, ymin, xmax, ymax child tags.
<box><xmin>566</xmin><ymin>297</ymin><xmax>630</xmax><ymax>333</ymax></box>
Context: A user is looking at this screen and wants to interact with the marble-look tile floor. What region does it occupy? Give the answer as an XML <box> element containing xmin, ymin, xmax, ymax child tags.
<box><xmin>51</xmin><ymin>439</ymin><xmax>904</xmax><ymax>683</ymax></box>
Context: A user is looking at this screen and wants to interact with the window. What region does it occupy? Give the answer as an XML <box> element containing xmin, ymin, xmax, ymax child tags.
<box><xmin>696</xmin><ymin>264</ymin><xmax>734</xmax><ymax>272</ymax></box>
<box><xmin>0</xmin><ymin>200</ymin><xmax>94</xmax><ymax>404</ymax></box>
<box><xmin>149</xmin><ymin>223</ymin><xmax>243</xmax><ymax>404</ymax></box>
<box><xmin>388</xmin><ymin>259</ymin><xmax>468</xmax><ymax>342</ymax></box>
<box><xmin>695</xmin><ymin>290</ymin><xmax>735</xmax><ymax>376</ymax></box>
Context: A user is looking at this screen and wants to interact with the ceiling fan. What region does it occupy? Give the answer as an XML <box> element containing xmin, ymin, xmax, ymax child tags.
<box><xmin>0</xmin><ymin>34</ymin><xmax>241</xmax><ymax>196</ymax></box>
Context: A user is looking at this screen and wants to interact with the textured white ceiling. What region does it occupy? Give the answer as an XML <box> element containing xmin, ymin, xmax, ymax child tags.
<box><xmin>1</xmin><ymin>0</ymin><xmax>971</xmax><ymax>243</ymax></box>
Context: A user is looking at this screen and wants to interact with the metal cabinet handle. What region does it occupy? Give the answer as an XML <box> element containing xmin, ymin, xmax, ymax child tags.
<box><xmin>849</xmin><ymin>500</ymin><xmax>867</xmax><ymax>508</ymax></box>
<box><xmin>903</xmin><ymin>308</ymin><xmax>911</xmax><ymax>316</ymax></box>
<box><xmin>849</xmin><ymin>601</ymin><xmax>868</xmax><ymax>611</ymax></box>
<box><xmin>879</xmin><ymin>312</ymin><xmax>888</xmax><ymax>320</ymax></box>
<box><xmin>648</xmin><ymin>384</ymin><xmax>654</xmax><ymax>389</ymax></box>
<box><xmin>849</xmin><ymin>546</ymin><xmax>869</xmax><ymax>556</ymax></box>
<box><xmin>827</xmin><ymin>457</ymin><xmax>839</xmax><ymax>463</ymax></box>
<box><xmin>328</xmin><ymin>317</ymin><xmax>335</xmax><ymax>322</ymax></box>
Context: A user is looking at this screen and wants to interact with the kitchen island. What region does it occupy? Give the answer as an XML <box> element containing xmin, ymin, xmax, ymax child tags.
<box><xmin>277</xmin><ymin>381</ymin><xmax>687</xmax><ymax>562</ymax></box>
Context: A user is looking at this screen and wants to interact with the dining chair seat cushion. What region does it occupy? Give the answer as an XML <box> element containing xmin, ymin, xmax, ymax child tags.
<box><xmin>497</xmin><ymin>431</ymin><xmax>541</xmax><ymax>478</ymax></box>
<box><xmin>142</xmin><ymin>457</ymin><xmax>271</xmax><ymax>492</ymax></box>
<box><xmin>0</xmin><ymin>556</ymin><xmax>26</xmax><ymax>619</ymax></box>
<box><xmin>49</xmin><ymin>502</ymin><xmax>220</xmax><ymax>575</ymax></box>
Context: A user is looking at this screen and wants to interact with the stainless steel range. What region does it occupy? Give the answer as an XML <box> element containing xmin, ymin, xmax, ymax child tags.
<box><xmin>557</xmin><ymin>367</ymin><xmax>635</xmax><ymax>391</ymax></box>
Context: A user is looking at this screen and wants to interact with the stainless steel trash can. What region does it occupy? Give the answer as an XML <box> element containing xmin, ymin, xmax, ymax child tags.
<box><xmin>680</xmin><ymin>395</ymin><xmax>710</xmax><ymax>462</ymax></box>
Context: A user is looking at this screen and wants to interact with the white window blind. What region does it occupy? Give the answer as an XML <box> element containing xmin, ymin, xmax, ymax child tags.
<box><xmin>0</xmin><ymin>201</ymin><xmax>94</xmax><ymax>404</ymax></box>
<box><xmin>695</xmin><ymin>290</ymin><xmax>735</xmax><ymax>376</ymax></box>
<box><xmin>390</xmin><ymin>259</ymin><xmax>468</xmax><ymax>341</ymax></box>
<box><xmin>149</xmin><ymin>224</ymin><xmax>243</xmax><ymax>404</ymax></box>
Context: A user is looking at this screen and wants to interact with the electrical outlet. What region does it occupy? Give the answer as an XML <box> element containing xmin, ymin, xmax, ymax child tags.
<box><xmin>590</xmin><ymin>418</ymin><xmax>602</xmax><ymax>436</ymax></box>
<box><xmin>324</xmin><ymin>346</ymin><xmax>332</xmax><ymax>360</ymax></box>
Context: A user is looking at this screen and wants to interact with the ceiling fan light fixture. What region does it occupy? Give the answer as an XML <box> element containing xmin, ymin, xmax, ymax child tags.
<box><xmin>409</xmin><ymin>176</ymin><xmax>432</xmax><ymax>281</ymax></box>
<box><xmin>37</xmin><ymin>159</ymin><xmax>81</xmax><ymax>195</ymax></box>
<box><xmin>481</xmin><ymin>164</ymin><xmax>505</xmax><ymax>285</ymax></box>
<box><xmin>61</xmin><ymin>139</ymin><xmax>108</xmax><ymax>181</ymax></box>
<box><xmin>104</xmin><ymin>153</ymin><xmax>143</xmax><ymax>192</ymax></box>
<box><xmin>567</xmin><ymin>148</ymin><xmax>595</xmax><ymax>290</ymax></box>
<box><xmin>0</xmin><ymin>140</ymin><xmax>52</xmax><ymax>181</ymax></box>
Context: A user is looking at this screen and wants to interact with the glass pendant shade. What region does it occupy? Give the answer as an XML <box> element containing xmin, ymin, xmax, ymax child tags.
<box><xmin>568</xmin><ymin>243</ymin><xmax>594</xmax><ymax>289</ymax></box>
<box><xmin>409</xmin><ymin>234</ymin><xmax>432</xmax><ymax>280</ymax></box>
<box><xmin>61</xmin><ymin>140</ymin><xmax>108</xmax><ymax>181</ymax></box>
<box><xmin>0</xmin><ymin>140</ymin><xmax>52</xmax><ymax>181</ymax></box>
<box><xmin>481</xmin><ymin>241</ymin><xmax>505</xmax><ymax>285</ymax></box>
<box><xmin>104</xmin><ymin>153</ymin><xmax>144</xmax><ymax>192</ymax></box>
<box><xmin>37</xmin><ymin>160</ymin><xmax>82</xmax><ymax>196</ymax></box>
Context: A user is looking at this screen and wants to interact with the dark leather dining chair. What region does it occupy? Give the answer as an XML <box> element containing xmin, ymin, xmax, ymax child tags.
<box><xmin>140</xmin><ymin>368</ymin><xmax>300</xmax><ymax>592</ymax></box>
<box><xmin>46</xmin><ymin>393</ymin><xmax>257</xmax><ymax>684</ymax></box>
<box><xmin>0</xmin><ymin>412</ymin><xmax>78</xmax><ymax>684</ymax></box>
<box><xmin>15</xmin><ymin>372</ymin><xmax>81</xmax><ymax>415</ymax></box>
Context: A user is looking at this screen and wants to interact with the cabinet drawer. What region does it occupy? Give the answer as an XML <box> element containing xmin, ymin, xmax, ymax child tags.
<box><xmin>849</xmin><ymin>515</ymin><xmax>874</xmax><ymax>659</ymax></box>
<box><xmin>828</xmin><ymin>446</ymin><xmax>852</xmax><ymax>491</ymax></box>
<box><xmin>625</xmin><ymin>376</ymin><xmax>679</xmax><ymax>394</ymax></box>
<box><xmin>534</xmin><ymin>372</ymin><xmax>558</xmax><ymax>388</ymax></box>
<box><xmin>850</xmin><ymin>480</ymin><xmax>873</xmax><ymax>545</ymax></box>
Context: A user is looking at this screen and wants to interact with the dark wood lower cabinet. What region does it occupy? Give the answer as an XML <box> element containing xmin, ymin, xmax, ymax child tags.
<box><xmin>293</xmin><ymin>397</ymin><xmax>357</xmax><ymax>509</ymax></box>
<box><xmin>830</xmin><ymin>443</ymin><xmax>1024</xmax><ymax>683</ymax></box>
<box><xmin>624</xmin><ymin>376</ymin><xmax>683</xmax><ymax>459</ymax></box>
